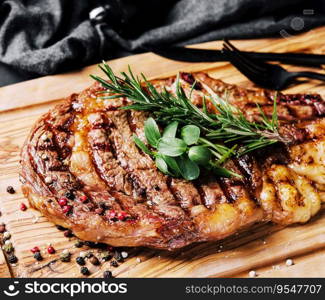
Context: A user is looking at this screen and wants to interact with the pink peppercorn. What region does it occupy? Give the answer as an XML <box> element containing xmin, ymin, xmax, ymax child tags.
<box><xmin>47</xmin><ymin>246</ymin><xmax>55</xmax><ymax>254</ymax></box>
<box><xmin>62</xmin><ymin>205</ymin><xmax>72</xmax><ymax>213</ymax></box>
<box><xmin>79</xmin><ymin>195</ymin><xmax>87</xmax><ymax>203</ymax></box>
<box><xmin>20</xmin><ymin>203</ymin><xmax>27</xmax><ymax>211</ymax></box>
<box><xmin>58</xmin><ymin>198</ymin><xmax>68</xmax><ymax>207</ymax></box>
<box><xmin>31</xmin><ymin>246</ymin><xmax>40</xmax><ymax>253</ymax></box>
<box><xmin>117</xmin><ymin>211</ymin><xmax>127</xmax><ymax>221</ymax></box>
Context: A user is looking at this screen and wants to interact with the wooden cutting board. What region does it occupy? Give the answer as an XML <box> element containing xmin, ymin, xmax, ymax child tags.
<box><xmin>1</xmin><ymin>27</ymin><xmax>325</xmax><ymax>278</ymax></box>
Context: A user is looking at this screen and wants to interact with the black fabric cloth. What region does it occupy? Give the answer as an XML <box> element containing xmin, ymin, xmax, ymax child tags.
<box><xmin>0</xmin><ymin>0</ymin><xmax>325</xmax><ymax>77</ymax></box>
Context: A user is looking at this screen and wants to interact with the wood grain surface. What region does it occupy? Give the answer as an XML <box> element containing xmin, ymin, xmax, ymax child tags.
<box><xmin>1</xmin><ymin>27</ymin><xmax>325</xmax><ymax>278</ymax></box>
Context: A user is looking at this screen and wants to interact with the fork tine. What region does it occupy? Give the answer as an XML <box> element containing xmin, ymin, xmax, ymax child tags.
<box><xmin>223</xmin><ymin>44</ymin><xmax>262</xmax><ymax>76</ymax></box>
<box><xmin>223</xmin><ymin>39</ymin><xmax>267</xmax><ymax>73</ymax></box>
<box><xmin>223</xmin><ymin>48</ymin><xmax>261</xmax><ymax>82</ymax></box>
<box><xmin>223</xmin><ymin>48</ymin><xmax>269</xmax><ymax>87</ymax></box>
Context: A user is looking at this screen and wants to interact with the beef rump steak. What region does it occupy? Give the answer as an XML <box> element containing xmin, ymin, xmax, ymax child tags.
<box><xmin>20</xmin><ymin>72</ymin><xmax>325</xmax><ymax>250</ymax></box>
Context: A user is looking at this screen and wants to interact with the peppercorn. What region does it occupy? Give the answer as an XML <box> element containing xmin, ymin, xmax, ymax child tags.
<box><xmin>65</xmin><ymin>190</ymin><xmax>75</xmax><ymax>200</ymax></box>
<box><xmin>8</xmin><ymin>254</ymin><xmax>18</xmax><ymax>264</ymax></box>
<box><xmin>34</xmin><ymin>252</ymin><xmax>43</xmax><ymax>261</ymax></box>
<box><xmin>0</xmin><ymin>224</ymin><xmax>6</xmax><ymax>233</ymax></box>
<box><xmin>114</xmin><ymin>251</ymin><xmax>123</xmax><ymax>262</ymax></box>
<box><xmin>47</xmin><ymin>246</ymin><xmax>55</xmax><ymax>254</ymax></box>
<box><xmin>117</xmin><ymin>211</ymin><xmax>128</xmax><ymax>221</ymax></box>
<box><xmin>80</xmin><ymin>266</ymin><xmax>90</xmax><ymax>276</ymax></box>
<box><xmin>79</xmin><ymin>195</ymin><xmax>88</xmax><ymax>203</ymax></box>
<box><xmin>58</xmin><ymin>198</ymin><xmax>68</xmax><ymax>207</ymax></box>
<box><xmin>60</xmin><ymin>251</ymin><xmax>71</xmax><ymax>262</ymax></box>
<box><xmin>89</xmin><ymin>256</ymin><xmax>100</xmax><ymax>266</ymax></box>
<box><xmin>3</xmin><ymin>231</ymin><xmax>11</xmax><ymax>241</ymax></box>
<box><xmin>31</xmin><ymin>246</ymin><xmax>40</xmax><ymax>253</ymax></box>
<box><xmin>103</xmin><ymin>271</ymin><xmax>113</xmax><ymax>278</ymax></box>
<box><xmin>6</xmin><ymin>186</ymin><xmax>15</xmax><ymax>194</ymax></box>
<box><xmin>76</xmin><ymin>256</ymin><xmax>86</xmax><ymax>266</ymax></box>
<box><xmin>100</xmin><ymin>251</ymin><xmax>112</xmax><ymax>261</ymax></box>
<box><xmin>110</xmin><ymin>260</ymin><xmax>118</xmax><ymax>267</ymax></box>
<box><xmin>62</xmin><ymin>205</ymin><xmax>72</xmax><ymax>214</ymax></box>
<box><xmin>84</xmin><ymin>241</ymin><xmax>97</xmax><ymax>248</ymax></box>
<box><xmin>74</xmin><ymin>240</ymin><xmax>84</xmax><ymax>248</ymax></box>
<box><xmin>20</xmin><ymin>203</ymin><xmax>27</xmax><ymax>211</ymax></box>
<box><xmin>63</xmin><ymin>230</ymin><xmax>73</xmax><ymax>238</ymax></box>
<box><xmin>3</xmin><ymin>243</ymin><xmax>14</xmax><ymax>254</ymax></box>
<box><xmin>56</xmin><ymin>225</ymin><xmax>66</xmax><ymax>231</ymax></box>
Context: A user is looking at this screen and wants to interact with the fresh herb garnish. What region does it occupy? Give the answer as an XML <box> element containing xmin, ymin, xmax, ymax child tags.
<box><xmin>91</xmin><ymin>62</ymin><xmax>288</xmax><ymax>180</ymax></box>
<box><xmin>133</xmin><ymin>117</ymin><xmax>232</xmax><ymax>180</ymax></box>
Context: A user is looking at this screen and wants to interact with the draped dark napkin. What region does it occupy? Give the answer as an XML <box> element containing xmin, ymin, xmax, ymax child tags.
<box><xmin>0</xmin><ymin>0</ymin><xmax>324</xmax><ymax>78</ymax></box>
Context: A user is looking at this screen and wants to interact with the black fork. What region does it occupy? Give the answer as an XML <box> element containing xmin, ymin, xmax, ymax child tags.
<box><xmin>222</xmin><ymin>40</ymin><xmax>325</xmax><ymax>90</ymax></box>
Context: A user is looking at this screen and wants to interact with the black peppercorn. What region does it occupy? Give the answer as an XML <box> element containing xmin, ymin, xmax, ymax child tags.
<box><xmin>76</xmin><ymin>256</ymin><xmax>86</xmax><ymax>266</ymax></box>
<box><xmin>90</xmin><ymin>256</ymin><xmax>100</xmax><ymax>266</ymax></box>
<box><xmin>34</xmin><ymin>252</ymin><xmax>43</xmax><ymax>261</ymax></box>
<box><xmin>103</xmin><ymin>271</ymin><xmax>113</xmax><ymax>278</ymax></box>
<box><xmin>110</xmin><ymin>260</ymin><xmax>118</xmax><ymax>267</ymax></box>
<box><xmin>65</xmin><ymin>190</ymin><xmax>75</xmax><ymax>200</ymax></box>
<box><xmin>101</xmin><ymin>251</ymin><xmax>113</xmax><ymax>261</ymax></box>
<box><xmin>56</xmin><ymin>225</ymin><xmax>66</xmax><ymax>231</ymax></box>
<box><xmin>8</xmin><ymin>254</ymin><xmax>18</xmax><ymax>264</ymax></box>
<box><xmin>84</xmin><ymin>241</ymin><xmax>97</xmax><ymax>248</ymax></box>
<box><xmin>64</xmin><ymin>230</ymin><xmax>73</xmax><ymax>238</ymax></box>
<box><xmin>114</xmin><ymin>251</ymin><xmax>123</xmax><ymax>262</ymax></box>
<box><xmin>60</xmin><ymin>251</ymin><xmax>71</xmax><ymax>262</ymax></box>
<box><xmin>0</xmin><ymin>224</ymin><xmax>6</xmax><ymax>233</ymax></box>
<box><xmin>6</xmin><ymin>186</ymin><xmax>15</xmax><ymax>194</ymax></box>
<box><xmin>74</xmin><ymin>240</ymin><xmax>84</xmax><ymax>248</ymax></box>
<box><xmin>80</xmin><ymin>266</ymin><xmax>90</xmax><ymax>276</ymax></box>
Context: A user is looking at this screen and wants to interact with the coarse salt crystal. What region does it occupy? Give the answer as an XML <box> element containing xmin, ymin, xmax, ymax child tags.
<box><xmin>44</xmin><ymin>176</ymin><xmax>52</xmax><ymax>184</ymax></box>
<box><xmin>3</xmin><ymin>231</ymin><xmax>11</xmax><ymax>239</ymax></box>
<box><xmin>79</xmin><ymin>251</ymin><xmax>87</xmax><ymax>258</ymax></box>
<box><xmin>249</xmin><ymin>270</ymin><xmax>257</xmax><ymax>277</ymax></box>
<box><xmin>286</xmin><ymin>259</ymin><xmax>294</xmax><ymax>266</ymax></box>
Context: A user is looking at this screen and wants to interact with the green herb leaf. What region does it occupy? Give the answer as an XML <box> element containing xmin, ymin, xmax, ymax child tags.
<box><xmin>144</xmin><ymin>117</ymin><xmax>161</xmax><ymax>147</ymax></box>
<box><xmin>178</xmin><ymin>156</ymin><xmax>200</xmax><ymax>180</ymax></box>
<box><xmin>133</xmin><ymin>135</ymin><xmax>152</xmax><ymax>155</ymax></box>
<box><xmin>157</xmin><ymin>137</ymin><xmax>187</xmax><ymax>157</ymax></box>
<box><xmin>155</xmin><ymin>156</ymin><xmax>170</xmax><ymax>175</ymax></box>
<box><xmin>162</xmin><ymin>121</ymin><xmax>178</xmax><ymax>138</ymax></box>
<box><xmin>161</xmin><ymin>155</ymin><xmax>182</xmax><ymax>177</ymax></box>
<box><xmin>181</xmin><ymin>125</ymin><xmax>200</xmax><ymax>145</ymax></box>
<box><xmin>188</xmin><ymin>146</ymin><xmax>211</xmax><ymax>165</ymax></box>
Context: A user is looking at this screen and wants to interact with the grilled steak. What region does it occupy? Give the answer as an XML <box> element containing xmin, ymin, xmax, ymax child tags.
<box><xmin>20</xmin><ymin>72</ymin><xmax>325</xmax><ymax>250</ymax></box>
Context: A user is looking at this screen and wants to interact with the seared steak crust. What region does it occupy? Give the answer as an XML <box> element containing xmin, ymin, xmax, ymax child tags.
<box><xmin>21</xmin><ymin>72</ymin><xmax>325</xmax><ymax>250</ymax></box>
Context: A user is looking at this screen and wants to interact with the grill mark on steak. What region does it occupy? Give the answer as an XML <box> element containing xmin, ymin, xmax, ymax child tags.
<box><xmin>195</xmin><ymin>176</ymin><xmax>228</xmax><ymax>208</ymax></box>
<box><xmin>106</xmin><ymin>110</ymin><xmax>191</xmax><ymax>222</ymax></box>
<box><xmin>217</xmin><ymin>159</ymin><xmax>250</xmax><ymax>204</ymax></box>
<box><xmin>167</xmin><ymin>177</ymin><xmax>202</xmax><ymax>210</ymax></box>
<box><xmin>235</xmin><ymin>155</ymin><xmax>262</xmax><ymax>204</ymax></box>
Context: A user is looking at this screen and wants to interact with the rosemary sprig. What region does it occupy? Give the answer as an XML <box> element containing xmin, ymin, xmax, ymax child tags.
<box><xmin>90</xmin><ymin>62</ymin><xmax>287</xmax><ymax>179</ymax></box>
